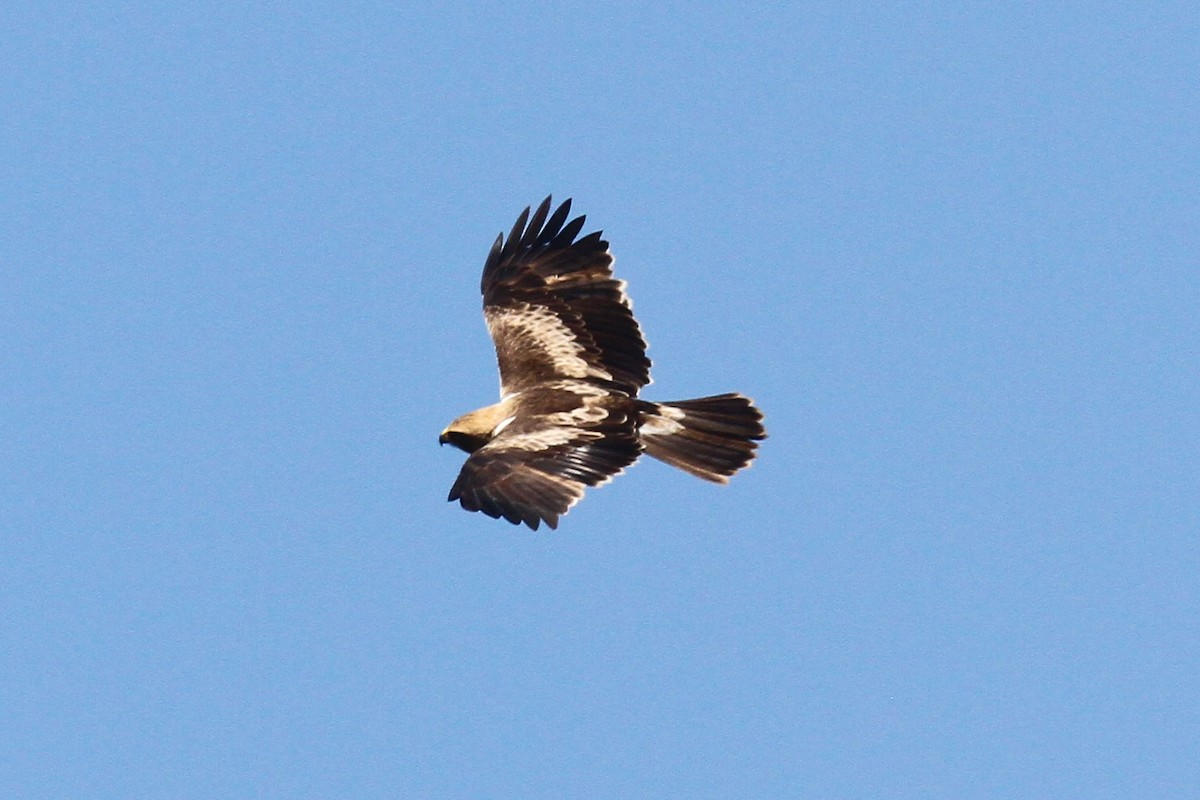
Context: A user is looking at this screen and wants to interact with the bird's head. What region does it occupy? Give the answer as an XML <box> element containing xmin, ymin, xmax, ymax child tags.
<box><xmin>440</xmin><ymin>406</ymin><xmax>503</xmax><ymax>454</ymax></box>
<box><xmin>439</xmin><ymin>426</ymin><xmax>491</xmax><ymax>453</ymax></box>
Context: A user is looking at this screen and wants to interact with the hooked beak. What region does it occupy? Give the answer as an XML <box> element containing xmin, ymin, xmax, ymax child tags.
<box><xmin>438</xmin><ymin>431</ymin><xmax>450</xmax><ymax>446</ymax></box>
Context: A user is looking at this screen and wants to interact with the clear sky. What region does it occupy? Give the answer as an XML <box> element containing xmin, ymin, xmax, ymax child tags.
<box><xmin>3</xmin><ymin>3</ymin><xmax>1197</xmax><ymax>798</ymax></box>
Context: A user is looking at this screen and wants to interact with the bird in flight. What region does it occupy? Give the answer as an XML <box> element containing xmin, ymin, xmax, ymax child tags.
<box><xmin>440</xmin><ymin>197</ymin><xmax>766</xmax><ymax>530</ymax></box>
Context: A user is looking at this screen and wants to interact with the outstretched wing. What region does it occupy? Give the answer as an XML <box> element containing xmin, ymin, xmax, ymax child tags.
<box><xmin>447</xmin><ymin>384</ymin><xmax>641</xmax><ymax>530</ymax></box>
<box><xmin>481</xmin><ymin>197</ymin><xmax>651</xmax><ymax>396</ymax></box>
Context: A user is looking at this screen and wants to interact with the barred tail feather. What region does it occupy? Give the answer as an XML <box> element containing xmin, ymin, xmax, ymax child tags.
<box><xmin>637</xmin><ymin>394</ymin><xmax>766</xmax><ymax>483</ymax></box>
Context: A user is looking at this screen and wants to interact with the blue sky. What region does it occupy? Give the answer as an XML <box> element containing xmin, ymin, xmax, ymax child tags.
<box><xmin>3</xmin><ymin>2</ymin><xmax>1197</xmax><ymax>797</ymax></box>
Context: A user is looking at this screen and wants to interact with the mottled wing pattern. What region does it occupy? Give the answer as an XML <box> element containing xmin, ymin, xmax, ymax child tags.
<box><xmin>447</xmin><ymin>384</ymin><xmax>641</xmax><ymax>530</ymax></box>
<box><xmin>481</xmin><ymin>197</ymin><xmax>651</xmax><ymax>395</ymax></box>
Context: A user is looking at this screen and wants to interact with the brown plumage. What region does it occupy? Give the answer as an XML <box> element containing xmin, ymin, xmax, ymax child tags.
<box><xmin>440</xmin><ymin>197</ymin><xmax>766</xmax><ymax>530</ymax></box>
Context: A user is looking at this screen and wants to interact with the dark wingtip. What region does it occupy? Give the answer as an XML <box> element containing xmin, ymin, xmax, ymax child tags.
<box><xmin>522</xmin><ymin>197</ymin><xmax>553</xmax><ymax>248</ymax></box>
<box><xmin>505</xmin><ymin>205</ymin><xmax>532</xmax><ymax>251</ymax></box>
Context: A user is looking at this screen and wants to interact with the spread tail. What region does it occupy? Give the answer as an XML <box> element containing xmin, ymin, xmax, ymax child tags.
<box><xmin>637</xmin><ymin>393</ymin><xmax>766</xmax><ymax>483</ymax></box>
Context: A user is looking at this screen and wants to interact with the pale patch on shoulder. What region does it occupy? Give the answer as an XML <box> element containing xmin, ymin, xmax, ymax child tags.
<box><xmin>543</xmin><ymin>403</ymin><xmax>609</xmax><ymax>427</ymax></box>
<box><xmin>516</xmin><ymin>380</ymin><xmax>615</xmax><ymax>427</ymax></box>
<box><xmin>486</xmin><ymin>304</ymin><xmax>613</xmax><ymax>382</ymax></box>
<box><xmin>495</xmin><ymin>426</ymin><xmax>602</xmax><ymax>451</ymax></box>
<box><xmin>541</xmin><ymin>379</ymin><xmax>610</xmax><ymax>398</ymax></box>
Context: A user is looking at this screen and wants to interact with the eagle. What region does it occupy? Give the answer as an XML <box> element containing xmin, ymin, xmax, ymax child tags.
<box><xmin>439</xmin><ymin>197</ymin><xmax>766</xmax><ymax>530</ymax></box>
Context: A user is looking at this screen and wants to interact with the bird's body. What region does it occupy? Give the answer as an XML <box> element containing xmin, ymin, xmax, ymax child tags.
<box><xmin>440</xmin><ymin>197</ymin><xmax>765</xmax><ymax>530</ymax></box>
